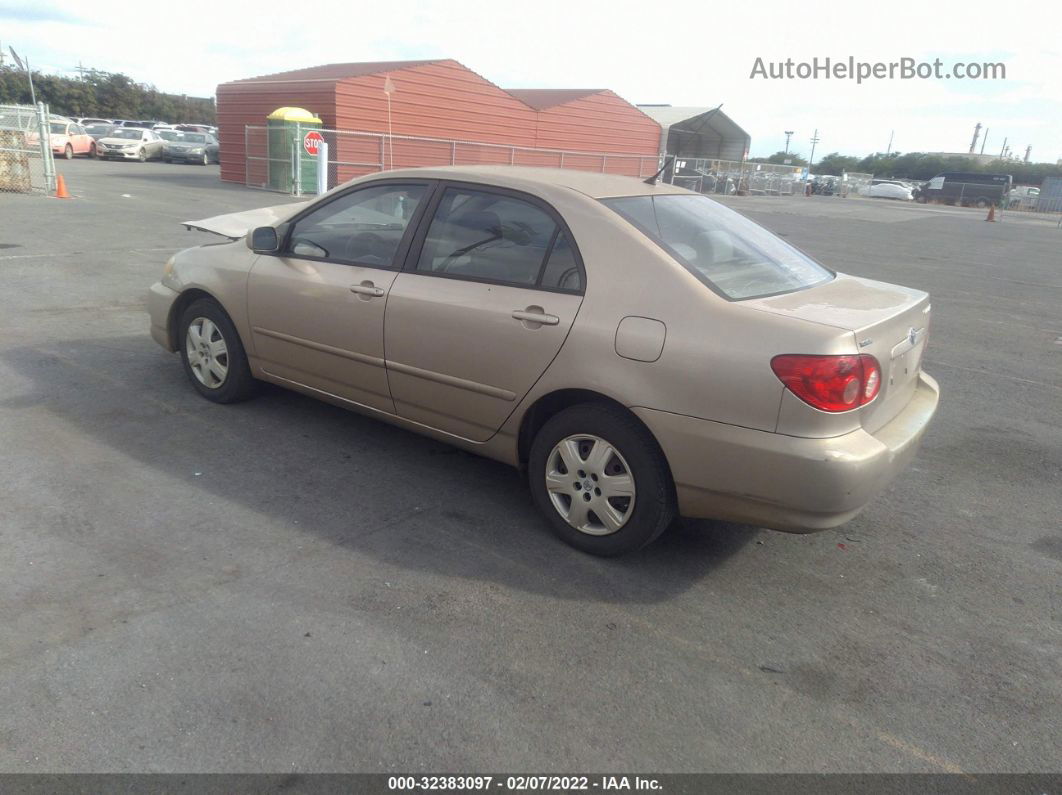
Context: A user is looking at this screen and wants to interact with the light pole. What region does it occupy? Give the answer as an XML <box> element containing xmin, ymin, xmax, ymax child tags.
<box><xmin>784</xmin><ymin>130</ymin><xmax>794</xmax><ymax>155</ymax></box>
<box><xmin>808</xmin><ymin>129</ymin><xmax>820</xmax><ymax>169</ymax></box>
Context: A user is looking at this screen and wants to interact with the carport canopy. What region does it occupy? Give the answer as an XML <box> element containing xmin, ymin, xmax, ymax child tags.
<box><xmin>636</xmin><ymin>105</ymin><xmax>750</xmax><ymax>162</ymax></box>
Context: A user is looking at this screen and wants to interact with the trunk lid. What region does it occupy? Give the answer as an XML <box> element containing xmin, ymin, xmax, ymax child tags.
<box><xmin>182</xmin><ymin>202</ymin><xmax>309</xmax><ymax>239</ymax></box>
<box><xmin>746</xmin><ymin>274</ymin><xmax>931</xmax><ymax>433</ymax></box>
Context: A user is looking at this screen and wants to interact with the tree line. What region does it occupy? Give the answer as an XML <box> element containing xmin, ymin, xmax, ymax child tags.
<box><xmin>750</xmin><ymin>149</ymin><xmax>1061</xmax><ymax>186</ymax></box>
<box><xmin>0</xmin><ymin>66</ymin><xmax>215</xmax><ymax>123</ymax></box>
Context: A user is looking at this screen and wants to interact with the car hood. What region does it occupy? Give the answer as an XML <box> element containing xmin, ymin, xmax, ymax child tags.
<box><xmin>182</xmin><ymin>202</ymin><xmax>309</xmax><ymax>238</ymax></box>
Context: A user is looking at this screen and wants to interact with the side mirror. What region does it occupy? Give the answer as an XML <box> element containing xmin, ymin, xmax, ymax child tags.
<box><xmin>248</xmin><ymin>226</ymin><xmax>279</xmax><ymax>253</ymax></box>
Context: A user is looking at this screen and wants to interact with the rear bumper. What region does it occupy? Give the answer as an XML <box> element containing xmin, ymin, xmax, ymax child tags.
<box><xmin>148</xmin><ymin>281</ymin><xmax>179</xmax><ymax>351</ymax></box>
<box><xmin>635</xmin><ymin>372</ymin><xmax>940</xmax><ymax>531</ymax></box>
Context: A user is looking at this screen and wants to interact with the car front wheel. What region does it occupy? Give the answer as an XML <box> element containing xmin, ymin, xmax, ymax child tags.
<box><xmin>64</xmin><ymin>144</ymin><xmax>73</xmax><ymax>160</ymax></box>
<box><xmin>178</xmin><ymin>298</ymin><xmax>257</xmax><ymax>403</ymax></box>
<box><xmin>529</xmin><ymin>403</ymin><xmax>676</xmax><ymax>556</ymax></box>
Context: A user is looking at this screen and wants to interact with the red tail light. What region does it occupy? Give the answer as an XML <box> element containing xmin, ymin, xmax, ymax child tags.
<box><xmin>771</xmin><ymin>354</ymin><xmax>882</xmax><ymax>412</ymax></box>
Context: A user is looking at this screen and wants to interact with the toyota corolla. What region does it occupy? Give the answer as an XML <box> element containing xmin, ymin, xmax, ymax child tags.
<box><xmin>148</xmin><ymin>166</ymin><xmax>939</xmax><ymax>556</ymax></box>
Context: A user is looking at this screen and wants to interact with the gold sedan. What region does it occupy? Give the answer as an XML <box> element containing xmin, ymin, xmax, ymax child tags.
<box><xmin>148</xmin><ymin>166</ymin><xmax>939</xmax><ymax>556</ymax></box>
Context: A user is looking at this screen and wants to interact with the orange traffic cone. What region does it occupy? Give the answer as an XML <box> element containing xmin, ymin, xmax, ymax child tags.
<box><xmin>55</xmin><ymin>174</ymin><xmax>70</xmax><ymax>199</ymax></box>
<box><xmin>985</xmin><ymin>204</ymin><xmax>995</xmax><ymax>222</ymax></box>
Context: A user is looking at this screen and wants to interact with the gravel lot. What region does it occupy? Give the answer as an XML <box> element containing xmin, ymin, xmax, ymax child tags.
<box><xmin>0</xmin><ymin>159</ymin><xmax>1058</xmax><ymax>773</ymax></box>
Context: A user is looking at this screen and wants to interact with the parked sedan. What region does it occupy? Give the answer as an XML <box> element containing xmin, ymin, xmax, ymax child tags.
<box><xmin>161</xmin><ymin>131</ymin><xmax>219</xmax><ymax>165</ymax></box>
<box><xmin>866</xmin><ymin>180</ymin><xmax>914</xmax><ymax>201</ymax></box>
<box><xmin>148</xmin><ymin>166</ymin><xmax>939</xmax><ymax>556</ymax></box>
<box><xmin>97</xmin><ymin>127</ymin><xmax>166</xmax><ymax>161</ymax></box>
<box><xmin>84</xmin><ymin>123</ymin><xmax>118</xmax><ymax>142</ymax></box>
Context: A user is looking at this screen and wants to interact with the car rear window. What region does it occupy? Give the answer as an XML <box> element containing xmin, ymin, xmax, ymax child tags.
<box><xmin>602</xmin><ymin>194</ymin><xmax>832</xmax><ymax>300</ymax></box>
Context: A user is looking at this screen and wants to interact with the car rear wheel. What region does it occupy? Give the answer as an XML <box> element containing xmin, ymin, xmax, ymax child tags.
<box><xmin>528</xmin><ymin>403</ymin><xmax>676</xmax><ymax>556</ymax></box>
<box><xmin>89</xmin><ymin>143</ymin><xmax>97</xmax><ymax>159</ymax></box>
<box><xmin>63</xmin><ymin>144</ymin><xmax>73</xmax><ymax>160</ymax></box>
<box><xmin>178</xmin><ymin>298</ymin><xmax>257</xmax><ymax>404</ymax></box>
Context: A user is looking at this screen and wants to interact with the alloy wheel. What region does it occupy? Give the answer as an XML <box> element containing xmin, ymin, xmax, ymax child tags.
<box><xmin>185</xmin><ymin>317</ymin><xmax>229</xmax><ymax>389</ymax></box>
<box><xmin>545</xmin><ymin>434</ymin><xmax>636</xmax><ymax>536</ymax></box>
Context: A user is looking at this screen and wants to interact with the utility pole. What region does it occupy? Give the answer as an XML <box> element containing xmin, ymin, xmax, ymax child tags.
<box><xmin>999</xmin><ymin>137</ymin><xmax>1008</xmax><ymax>160</ymax></box>
<box><xmin>980</xmin><ymin>129</ymin><xmax>989</xmax><ymax>155</ymax></box>
<box><xmin>0</xmin><ymin>42</ymin><xmax>6</xmax><ymax>68</ymax></box>
<box><xmin>9</xmin><ymin>46</ymin><xmax>36</xmax><ymax>106</ymax></box>
<box><xmin>784</xmin><ymin>130</ymin><xmax>794</xmax><ymax>155</ymax></box>
<box><xmin>886</xmin><ymin>130</ymin><xmax>894</xmax><ymax>157</ymax></box>
<box><xmin>808</xmin><ymin>129</ymin><xmax>820</xmax><ymax>169</ymax></box>
<box><xmin>74</xmin><ymin>61</ymin><xmax>89</xmax><ymax>80</ymax></box>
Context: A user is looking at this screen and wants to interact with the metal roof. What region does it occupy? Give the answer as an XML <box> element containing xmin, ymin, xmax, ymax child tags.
<box><xmin>636</xmin><ymin>105</ymin><xmax>750</xmax><ymax>161</ymax></box>
<box><xmin>505</xmin><ymin>89</ymin><xmax>607</xmax><ymax>110</ymax></box>
<box><xmin>223</xmin><ymin>60</ymin><xmax>445</xmax><ymax>85</ymax></box>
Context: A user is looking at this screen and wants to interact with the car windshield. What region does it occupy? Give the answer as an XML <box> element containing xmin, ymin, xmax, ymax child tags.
<box><xmin>49</xmin><ymin>122</ymin><xmax>69</xmax><ymax>134</ymax></box>
<box><xmin>86</xmin><ymin>125</ymin><xmax>112</xmax><ymax>134</ymax></box>
<box><xmin>112</xmin><ymin>129</ymin><xmax>143</xmax><ymax>139</ymax></box>
<box><xmin>602</xmin><ymin>194</ymin><xmax>833</xmax><ymax>300</ymax></box>
<box><xmin>158</xmin><ymin>131</ymin><xmax>181</xmax><ymax>141</ymax></box>
<box><xmin>182</xmin><ymin>134</ymin><xmax>207</xmax><ymax>144</ymax></box>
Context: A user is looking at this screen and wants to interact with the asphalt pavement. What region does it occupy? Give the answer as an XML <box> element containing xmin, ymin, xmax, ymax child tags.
<box><xmin>0</xmin><ymin>159</ymin><xmax>1058</xmax><ymax>773</ymax></box>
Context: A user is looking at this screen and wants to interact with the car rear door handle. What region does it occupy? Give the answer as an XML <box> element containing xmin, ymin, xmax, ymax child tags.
<box><xmin>512</xmin><ymin>308</ymin><xmax>559</xmax><ymax>326</ymax></box>
<box><xmin>350</xmin><ymin>282</ymin><xmax>385</xmax><ymax>298</ymax></box>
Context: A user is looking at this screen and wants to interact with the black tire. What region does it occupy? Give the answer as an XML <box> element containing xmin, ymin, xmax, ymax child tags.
<box><xmin>89</xmin><ymin>143</ymin><xmax>97</xmax><ymax>159</ymax></box>
<box><xmin>200</xmin><ymin>153</ymin><xmax>209</xmax><ymax>166</ymax></box>
<box><xmin>177</xmin><ymin>297</ymin><xmax>257</xmax><ymax>404</ymax></box>
<box><xmin>64</xmin><ymin>144</ymin><xmax>73</xmax><ymax>160</ymax></box>
<box><xmin>137</xmin><ymin>148</ymin><xmax>146</xmax><ymax>162</ymax></box>
<box><xmin>528</xmin><ymin>403</ymin><xmax>676</xmax><ymax>556</ymax></box>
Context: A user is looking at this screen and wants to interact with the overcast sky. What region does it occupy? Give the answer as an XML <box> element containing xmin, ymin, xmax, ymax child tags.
<box><xmin>3</xmin><ymin>0</ymin><xmax>1059</xmax><ymax>162</ymax></box>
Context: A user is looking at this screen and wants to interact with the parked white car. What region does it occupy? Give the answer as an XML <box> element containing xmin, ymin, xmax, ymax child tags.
<box><xmin>866</xmin><ymin>180</ymin><xmax>914</xmax><ymax>201</ymax></box>
<box><xmin>1007</xmin><ymin>186</ymin><xmax>1039</xmax><ymax>209</ymax></box>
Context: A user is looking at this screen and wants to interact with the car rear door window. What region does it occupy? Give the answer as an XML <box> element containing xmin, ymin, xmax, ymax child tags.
<box><xmin>414</xmin><ymin>187</ymin><xmax>581</xmax><ymax>291</ymax></box>
<box><xmin>538</xmin><ymin>231</ymin><xmax>582</xmax><ymax>291</ymax></box>
<box><xmin>603</xmin><ymin>194</ymin><xmax>831</xmax><ymax>300</ymax></box>
<box><xmin>286</xmin><ymin>184</ymin><xmax>426</xmax><ymax>267</ymax></box>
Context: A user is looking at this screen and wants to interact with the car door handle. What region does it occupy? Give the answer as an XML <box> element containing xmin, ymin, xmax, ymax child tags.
<box><xmin>350</xmin><ymin>283</ymin><xmax>385</xmax><ymax>298</ymax></box>
<box><xmin>512</xmin><ymin>309</ymin><xmax>559</xmax><ymax>326</ymax></box>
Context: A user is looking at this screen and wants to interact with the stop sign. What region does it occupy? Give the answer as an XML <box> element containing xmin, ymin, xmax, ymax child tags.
<box><xmin>303</xmin><ymin>130</ymin><xmax>324</xmax><ymax>156</ymax></box>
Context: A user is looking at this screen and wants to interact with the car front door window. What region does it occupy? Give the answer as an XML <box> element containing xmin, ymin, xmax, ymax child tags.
<box><xmin>287</xmin><ymin>184</ymin><xmax>426</xmax><ymax>267</ymax></box>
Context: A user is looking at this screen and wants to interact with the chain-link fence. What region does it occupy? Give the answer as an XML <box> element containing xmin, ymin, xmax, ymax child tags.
<box><xmin>0</xmin><ymin>103</ymin><xmax>56</xmax><ymax>195</ymax></box>
<box><xmin>244</xmin><ymin>125</ymin><xmax>662</xmax><ymax>195</ymax></box>
<box><xmin>1000</xmin><ymin>178</ymin><xmax>1062</xmax><ymax>217</ymax></box>
<box><xmin>670</xmin><ymin>158</ymin><xmax>804</xmax><ymax>196</ymax></box>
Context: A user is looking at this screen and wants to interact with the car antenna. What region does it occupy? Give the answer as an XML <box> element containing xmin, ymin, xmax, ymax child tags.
<box><xmin>644</xmin><ymin>156</ymin><xmax>674</xmax><ymax>186</ymax></box>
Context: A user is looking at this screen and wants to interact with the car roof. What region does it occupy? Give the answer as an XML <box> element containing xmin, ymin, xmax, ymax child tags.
<box><xmin>376</xmin><ymin>165</ymin><xmax>692</xmax><ymax>199</ymax></box>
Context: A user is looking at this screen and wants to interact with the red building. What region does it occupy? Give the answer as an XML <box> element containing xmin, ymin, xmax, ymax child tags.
<box><xmin>215</xmin><ymin>59</ymin><xmax>660</xmax><ymax>185</ymax></box>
